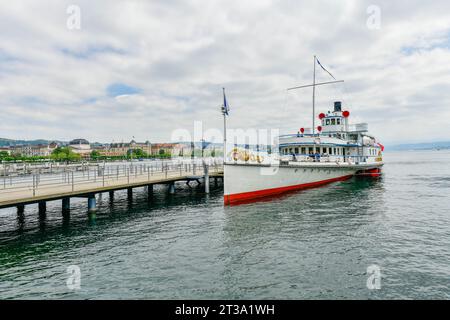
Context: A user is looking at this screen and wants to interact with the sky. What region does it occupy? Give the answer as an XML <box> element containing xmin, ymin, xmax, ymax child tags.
<box><xmin>1</xmin><ymin>0</ymin><xmax>450</xmax><ymax>145</ymax></box>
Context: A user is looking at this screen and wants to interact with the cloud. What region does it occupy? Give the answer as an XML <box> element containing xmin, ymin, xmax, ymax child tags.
<box><xmin>0</xmin><ymin>0</ymin><xmax>450</xmax><ymax>144</ymax></box>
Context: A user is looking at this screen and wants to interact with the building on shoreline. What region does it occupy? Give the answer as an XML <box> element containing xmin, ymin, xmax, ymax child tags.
<box><xmin>94</xmin><ymin>140</ymin><xmax>152</xmax><ymax>157</ymax></box>
<box><xmin>0</xmin><ymin>147</ymin><xmax>11</xmax><ymax>155</ymax></box>
<box><xmin>69</xmin><ymin>139</ymin><xmax>92</xmax><ymax>157</ymax></box>
<box><xmin>2</xmin><ymin>139</ymin><xmax>222</xmax><ymax>159</ymax></box>
<box><xmin>10</xmin><ymin>142</ymin><xmax>58</xmax><ymax>157</ymax></box>
<box><xmin>94</xmin><ymin>141</ymin><xmax>189</xmax><ymax>158</ymax></box>
<box><xmin>151</xmin><ymin>143</ymin><xmax>185</xmax><ymax>157</ymax></box>
<box><xmin>128</xmin><ymin>140</ymin><xmax>152</xmax><ymax>155</ymax></box>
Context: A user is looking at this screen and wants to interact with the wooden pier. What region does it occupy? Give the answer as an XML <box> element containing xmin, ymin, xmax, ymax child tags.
<box><xmin>0</xmin><ymin>160</ymin><xmax>223</xmax><ymax>213</ymax></box>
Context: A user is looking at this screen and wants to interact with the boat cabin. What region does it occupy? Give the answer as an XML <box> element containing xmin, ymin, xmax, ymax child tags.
<box><xmin>279</xmin><ymin>101</ymin><xmax>382</xmax><ymax>164</ymax></box>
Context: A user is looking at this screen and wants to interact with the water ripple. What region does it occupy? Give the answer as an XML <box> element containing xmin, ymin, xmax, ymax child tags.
<box><xmin>1</xmin><ymin>151</ymin><xmax>450</xmax><ymax>299</ymax></box>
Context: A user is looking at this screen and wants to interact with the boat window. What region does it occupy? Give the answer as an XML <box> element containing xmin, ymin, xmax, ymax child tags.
<box><xmin>331</xmin><ymin>118</ymin><xmax>336</xmax><ymax>125</ymax></box>
<box><xmin>328</xmin><ymin>147</ymin><xmax>332</xmax><ymax>154</ymax></box>
<box><xmin>326</xmin><ymin>119</ymin><xmax>330</xmax><ymax>125</ymax></box>
<box><xmin>322</xmin><ymin>147</ymin><xmax>327</xmax><ymax>154</ymax></box>
<box><xmin>295</xmin><ymin>147</ymin><xmax>299</xmax><ymax>154</ymax></box>
<box><xmin>308</xmin><ymin>147</ymin><xmax>313</xmax><ymax>154</ymax></box>
<box><xmin>334</xmin><ymin>148</ymin><xmax>337</xmax><ymax>154</ymax></box>
<box><xmin>337</xmin><ymin>118</ymin><xmax>341</xmax><ymax>125</ymax></box>
<box><xmin>301</xmin><ymin>147</ymin><xmax>306</xmax><ymax>154</ymax></box>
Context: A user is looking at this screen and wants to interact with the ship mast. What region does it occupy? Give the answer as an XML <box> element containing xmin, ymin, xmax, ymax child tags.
<box><xmin>312</xmin><ymin>55</ymin><xmax>316</xmax><ymax>135</ymax></box>
<box><xmin>287</xmin><ymin>56</ymin><xmax>344</xmax><ymax>135</ymax></box>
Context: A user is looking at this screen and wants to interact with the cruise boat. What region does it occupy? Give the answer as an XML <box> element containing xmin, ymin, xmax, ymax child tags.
<box><xmin>222</xmin><ymin>57</ymin><xmax>384</xmax><ymax>205</ymax></box>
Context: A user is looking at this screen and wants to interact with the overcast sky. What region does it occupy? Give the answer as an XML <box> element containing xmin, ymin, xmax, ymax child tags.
<box><xmin>1</xmin><ymin>0</ymin><xmax>450</xmax><ymax>145</ymax></box>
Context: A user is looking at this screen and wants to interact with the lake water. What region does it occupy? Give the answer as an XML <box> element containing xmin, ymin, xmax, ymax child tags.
<box><xmin>0</xmin><ymin>150</ymin><xmax>449</xmax><ymax>299</ymax></box>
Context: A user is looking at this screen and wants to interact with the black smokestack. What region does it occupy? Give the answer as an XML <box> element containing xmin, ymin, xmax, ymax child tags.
<box><xmin>334</xmin><ymin>101</ymin><xmax>342</xmax><ymax>112</ymax></box>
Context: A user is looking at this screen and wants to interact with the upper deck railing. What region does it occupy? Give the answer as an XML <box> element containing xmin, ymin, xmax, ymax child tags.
<box><xmin>279</xmin><ymin>122</ymin><xmax>368</xmax><ymax>138</ymax></box>
<box><xmin>348</xmin><ymin>123</ymin><xmax>368</xmax><ymax>132</ymax></box>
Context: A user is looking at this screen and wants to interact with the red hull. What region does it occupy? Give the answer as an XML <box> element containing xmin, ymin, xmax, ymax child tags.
<box><xmin>356</xmin><ymin>168</ymin><xmax>381</xmax><ymax>177</ymax></box>
<box><xmin>224</xmin><ymin>174</ymin><xmax>354</xmax><ymax>205</ymax></box>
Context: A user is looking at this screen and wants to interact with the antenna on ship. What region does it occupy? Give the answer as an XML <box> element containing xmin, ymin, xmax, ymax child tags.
<box><xmin>287</xmin><ymin>56</ymin><xmax>344</xmax><ymax>136</ymax></box>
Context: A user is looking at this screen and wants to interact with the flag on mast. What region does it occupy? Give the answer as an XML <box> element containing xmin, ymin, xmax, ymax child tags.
<box><xmin>316</xmin><ymin>58</ymin><xmax>336</xmax><ymax>80</ymax></box>
<box><xmin>222</xmin><ymin>87</ymin><xmax>229</xmax><ymax>116</ymax></box>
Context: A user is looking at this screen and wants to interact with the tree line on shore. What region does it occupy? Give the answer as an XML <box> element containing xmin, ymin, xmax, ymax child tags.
<box><xmin>0</xmin><ymin>147</ymin><xmax>174</xmax><ymax>162</ymax></box>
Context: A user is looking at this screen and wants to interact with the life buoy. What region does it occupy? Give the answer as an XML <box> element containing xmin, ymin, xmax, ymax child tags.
<box><xmin>242</xmin><ymin>151</ymin><xmax>250</xmax><ymax>162</ymax></box>
<box><xmin>229</xmin><ymin>148</ymin><xmax>239</xmax><ymax>161</ymax></box>
<box><xmin>256</xmin><ymin>155</ymin><xmax>264</xmax><ymax>163</ymax></box>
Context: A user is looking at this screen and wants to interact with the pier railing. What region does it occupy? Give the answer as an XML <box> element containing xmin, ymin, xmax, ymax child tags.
<box><xmin>0</xmin><ymin>160</ymin><xmax>223</xmax><ymax>203</ymax></box>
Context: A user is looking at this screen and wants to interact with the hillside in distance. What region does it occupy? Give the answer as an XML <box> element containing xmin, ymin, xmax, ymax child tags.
<box><xmin>387</xmin><ymin>141</ymin><xmax>450</xmax><ymax>151</ymax></box>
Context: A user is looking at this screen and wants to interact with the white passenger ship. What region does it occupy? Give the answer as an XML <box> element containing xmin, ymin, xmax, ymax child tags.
<box><xmin>223</xmin><ymin>57</ymin><xmax>384</xmax><ymax>205</ymax></box>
